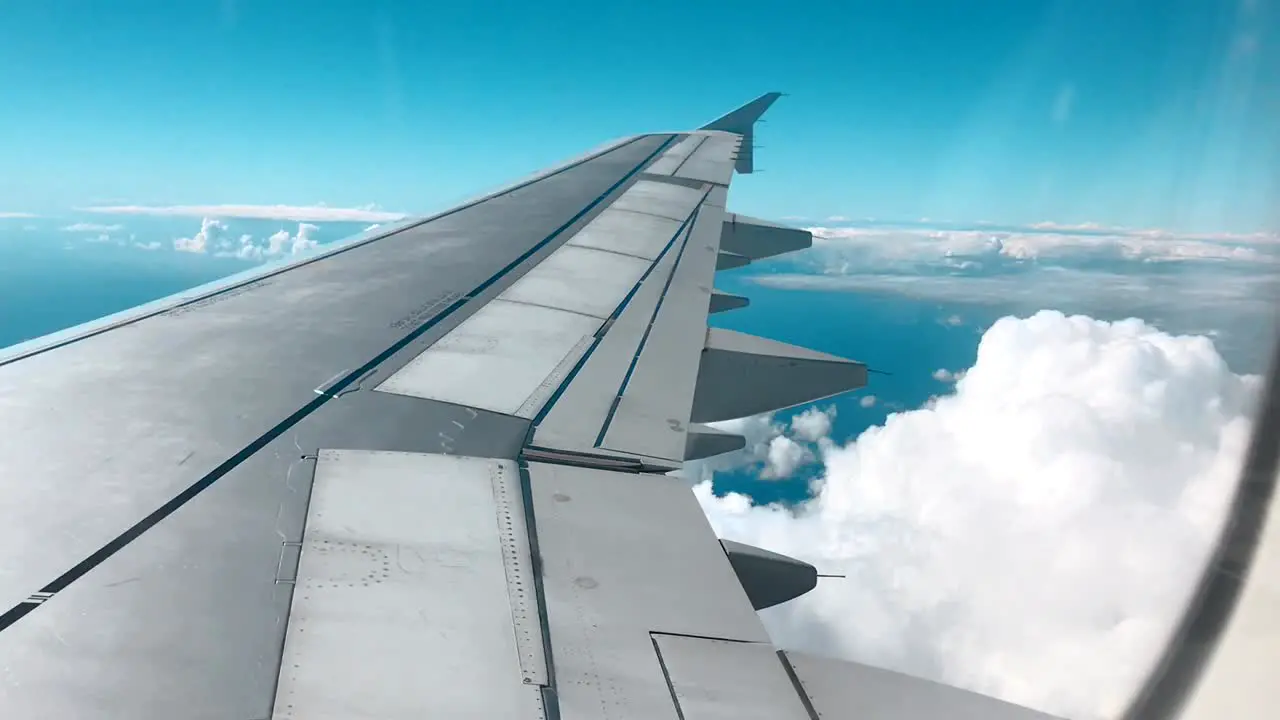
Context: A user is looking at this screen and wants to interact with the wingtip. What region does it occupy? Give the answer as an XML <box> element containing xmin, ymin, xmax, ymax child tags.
<box><xmin>700</xmin><ymin>92</ymin><xmax>785</xmax><ymax>134</ymax></box>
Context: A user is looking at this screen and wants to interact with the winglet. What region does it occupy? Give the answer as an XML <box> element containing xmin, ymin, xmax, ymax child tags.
<box><xmin>700</xmin><ymin>92</ymin><xmax>783</xmax><ymax>135</ymax></box>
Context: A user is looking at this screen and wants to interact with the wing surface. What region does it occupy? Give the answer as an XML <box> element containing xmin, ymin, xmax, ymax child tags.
<box><xmin>0</xmin><ymin>95</ymin><xmax>1062</xmax><ymax>719</ymax></box>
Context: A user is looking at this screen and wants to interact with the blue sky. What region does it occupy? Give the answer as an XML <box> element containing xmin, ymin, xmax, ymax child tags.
<box><xmin>2</xmin><ymin>0</ymin><xmax>1276</xmax><ymax>232</ymax></box>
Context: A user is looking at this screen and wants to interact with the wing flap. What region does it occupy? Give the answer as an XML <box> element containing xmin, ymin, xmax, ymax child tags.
<box><xmin>653</xmin><ymin>634</ymin><xmax>810</xmax><ymax>720</ymax></box>
<box><xmin>527</xmin><ymin>461</ymin><xmax>770</xmax><ymax>719</ymax></box>
<box><xmin>273</xmin><ymin>450</ymin><xmax>545</xmax><ymax>719</ymax></box>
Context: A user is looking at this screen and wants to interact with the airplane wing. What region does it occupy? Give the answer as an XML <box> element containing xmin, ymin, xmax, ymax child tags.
<box><xmin>0</xmin><ymin>95</ymin><xmax>1064</xmax><ymax>719</ymax></box>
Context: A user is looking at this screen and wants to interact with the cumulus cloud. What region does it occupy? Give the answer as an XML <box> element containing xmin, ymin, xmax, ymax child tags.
<box><xmin>932</xmin><ymin>368</ymin><xmax>966</xmax><ymax>383</ymax></box>
<box><xmin>231</xmin><ymin>223</ymin><xmax>320</xmax><ymax>260</ymax></box>
<box><xmin>694</xmin><ymin>311</ymin><xmax>1259</xmax><ymax>720</ymax></box>
<box><xmin>84</xmin><ymin>203</ymin><xmax>408</xmax><ymax>223</ymax></box>
<box><xmin>761</xmin><ymin>435</ymin><xmax>811</xmax><ymax>480</ymax></box>
<box><xmin>681</xmin><ymin>406</ymin><xmax>837</xmax><ymax>483</ymax></box>
<box><xmin>791</xmin><ymin>406</ymin><xmax>836</xmax><ymax>442</ymax></box>
<box><xmin>61</xmin><ymin>222</ymin><xmax>123</xmax><ymax>232</ymax></box>
<box><xmin>174</xmin><ymin>217</ymin><xmax>227</xmax><ymax>254</ymax></box>
<box><xmin>172</xmin><ymin>218</ymin><xmax>322</xmax><ymax>261</ymax></box>
<box><xmin>859</xmin><ymin>395</ymin><xmax>878</xmax><ymax>408</ymax></box>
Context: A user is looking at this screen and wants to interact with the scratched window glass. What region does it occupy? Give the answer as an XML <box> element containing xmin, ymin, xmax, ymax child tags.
<box><xmin>0</xmin><ymin>2</ymin><xmax>1275</xmax><ymax>719</ymax></box>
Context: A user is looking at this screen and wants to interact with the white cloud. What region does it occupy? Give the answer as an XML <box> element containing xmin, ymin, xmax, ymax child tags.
<box><xmin>791</xmin><ymin>406</ymin><xmax>836</xmax><ymax>442</ymax></box>
<box><xmin>680</xmin><ymin>407</ymin><xmax>835</xmax><ymax>483</ymax></box>
<box><xmin>84</xmin><ymin>203</ymin><xmax>408</xmax><ymax>223</ymax></box>
<box><xmin>0</xmin><ymin>212</ymin><xmax>36</xmax><ymax>219</ymax></box>
<box><xmin>859</xmin><ymin>395</ymin><xmax>878</xmax><ymax>408</ymax></box>
<box><xmin>932</xmin><ymin>368</ymin><xmax>966</xmax><ymax>383</ymax></box>
<box><xmin>224</xmin><ymin>223</ymin><xmax>321</xmax><ymax>261</ymax></box>
<box><xmin>174</xmin><ymin>217</ymin><xmax>227</xmax><ymax>254</ymax></box>
<box><xmin>171</xmin><ymin>218</ymin><xmax>323</xmax><ymax>261</ymax></box>
<box><xmin>62</xmin><ymin>222</ymin><xmax>123</xmax><ymax>232</ymax></box>
<box><xmin>943</xmin><ymin>314</ymin><xmax>964</xmax><ymax>327</ymax></box>
<box><xmin>687</xmin><ymin>413</ymin><xmax>785</xmax><ymax>481</ymax></box>
<box><xmin>802</xmin><ymin>224</ymin><xmax>1277</xmax><ymax>269</ymax></box>
<box><xmin>761</xmin><ymin>435</ymin><xmax>811</xmax><ymax>479</ymax></box>
<box><xmin>694</xmin><ymin>311</ymin><xmax>1259</xmax><ymax>719</ymax></box>
<box><xmin>134</xmin><ymin>241</ymin><xmax>162</xmax><ymax>251</ymax></box>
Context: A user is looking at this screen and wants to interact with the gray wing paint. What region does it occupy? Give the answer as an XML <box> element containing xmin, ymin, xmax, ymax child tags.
<box><xmin>0</xmin><ymin>96</ymin><xmax>1067</xmax><ymax>719</ymax></box>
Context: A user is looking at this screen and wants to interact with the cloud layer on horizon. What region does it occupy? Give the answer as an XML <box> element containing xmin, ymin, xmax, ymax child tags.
<box><xmin>692</xmin><ymin>310</ymin><xmax>1259</xmax><ymax>719</ymax></box>
<box><xmin>83</xmin><ymin>203</ymin><xmax>408</xmax><ymax>223</ymax></box>
<box><xmin>798</xmin><ymin>223</ymin><xmax>1280</xmax><ymax>270</ymax></box>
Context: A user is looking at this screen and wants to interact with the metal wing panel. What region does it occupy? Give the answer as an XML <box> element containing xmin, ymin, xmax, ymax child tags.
<box><xmin>526</xmin><ymin>461</ymin><xmax>770</xmax><ymax>720</ymax></box>
<box><xmin>374</xmin><ymin>298</ymin><xmax>601</xmax><ymax>417</ymax></box>
<box><xmin>645</xmin><ymin>135</ymin><xmax>709</xmax><ymax>175</ymax></box>
<box><xmin>273</xmin><ymin>450</ymin><xmax>544</xmax><ymax>720</ymax></box>
<box><xmin>499</xmin><ymin>242</ymin><xmax>653</xmax><ymax>318</ymax></box>
<box><xmin>674</xmin><ymin>133</ymin><xmax>741</xmax><ymax>186</ymax></box>
<box><xmin>598</xmin><ymin>198</ymin><xmax>723</xmax><ymax>462</ymax></box>
<box><xmin>611</xmin><ymin>178</ymin><xmax>706</xmax><ymax>221</ymax></box>
<box><xmin>530</xmin><ymin>242</ymin><xmax>683</xmax><ymax>457</ymax></box>
<box><xmin>653</xmin><ymin>634</ymin><xmax>811</xmax><ymax>720</ymax></box>
<box><xmin>566</xmin><ymin>207</ymin><xmax>684</xmax><ymax>260</ymax></box>
<box><xmin>370</xmin><ymin>168</ymin><xmax>707</xmax><ymax>422</ymax></box>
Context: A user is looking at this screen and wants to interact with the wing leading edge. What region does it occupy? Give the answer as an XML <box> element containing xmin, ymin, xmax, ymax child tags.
<box><xmin>0</xmin><ymin>95</ymin><xmax>1063</xmax><ymax>720</ymax></box>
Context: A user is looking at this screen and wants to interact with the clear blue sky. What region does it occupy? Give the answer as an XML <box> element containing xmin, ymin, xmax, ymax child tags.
<box><xmin>2</xmin><ymin>0</ymin><xmax>1276</xmax><ymax>232</ymax></box>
